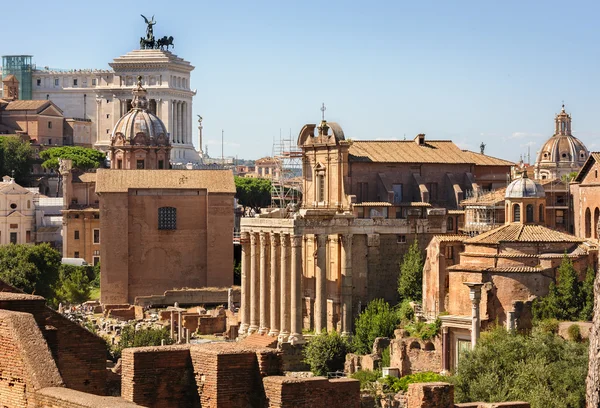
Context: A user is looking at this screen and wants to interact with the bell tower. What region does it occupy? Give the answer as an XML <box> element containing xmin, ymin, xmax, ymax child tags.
<box><xmin>554</xmin><ymin>104</ymin><xmax>572</xmax><ymax>136</ymax></box>
<box><xmin>2</xmin><ymin>75</ymin><xmax>19</xmax><ymax>101</ymax></box>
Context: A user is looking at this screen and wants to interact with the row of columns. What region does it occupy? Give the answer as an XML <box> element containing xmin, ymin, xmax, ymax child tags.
<box><xmin>239</xmin><ymin>231</ymin><xmax>354</xmax><ymax>341</ymax></box>
<box><xmin>169</xmin><ymin>100</ymin><xmax>192</xmax><ymax>145</ymax></box>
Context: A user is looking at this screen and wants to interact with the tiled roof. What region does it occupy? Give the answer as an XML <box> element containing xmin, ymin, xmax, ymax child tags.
<box><xmin>574</xmin><ymin>152</ymin><xmax>600</xmax><ymax>183</ymax></box>
<box><xmin>461</xmin><ymin>188</ymin><xmax>506</xmax><ymax>206</ymax></box>
<box><xmin>95</xmin><ymin>169</ymin><xmax>236</xmax><ymax>194</ymax></box>
<box><xmin>354</xmin><ymin>201</ymin><xmax>432</xmax><ymax>207</ymax></box>
<box><xmin>2</xmin><ymin>100</ymin><xmax>50</xmax><ymax>111</ymax></box>
<box><xmin>447</xmin><ymin>265</ymin><xmax>547</xmax><ymax>273</ymax></box>
<box><xmin>432</xmin><ymin>234</ymin><xmax>469</xmax><ymax>242</ymax></box>
<box><xmin>354</xmin><ymin>202</ymin><xmax>393</xmax><ymax>207</ymax></box>
<box><xmin>348</xmin><ymin>140</ymin><xmax>514</xmax><ymax>166</ymax></box>
<box><xmin>466</xmin><ymin>223</ymin><xmax>583</xmax><ymax>244</ymax></box>
<box><xmin>447</xmin><ymin>210</ymin><xmax>465</xmax><ymax>215</ymax></box>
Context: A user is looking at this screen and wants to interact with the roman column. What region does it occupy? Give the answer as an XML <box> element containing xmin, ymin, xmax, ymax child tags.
<box><xmin>259</xmin><ymin>232</ymin><xmax>269</xmax><ymax>335</ymax></box>
<box><xmin>279</xmin><ymin>234</ymin><xmax>290</xmax><ymax>341</ymax></box>
<box><xmin>441</xmin><ymin>326</ymin><xmax>450</xmax><ymax>372</ymax></box>
<box><xmin>341</xmin><ymin>233</ymin><xmax>353</xmax><ymax>336</ymax></box>
<box><xmin>239</xmin><ymin>231</ymin><xmax>251</xmax><ymax>335</ymax></box>
<box><xmin>268</xmin><ymin>233</ymin><xmax>280</xmax><ymax>337</ymax></box>
<box><xmin>314</xmin><ymin>234</ymin><xmax>328</xmax><ymax>333</ymax></box>
<box><xmin>249</xmin><ymin>233</ymin><xmax>259</xmax><ymax>334</ymax></box>
<box><xmin>288</xmin><ymin>234</ymin><xmax>304</xmax><ymax>344</ymax></box>
<box><xmin>464</xmin><ymin>282</ymin><xmax>484</xmax><ymax>348</ymax></box>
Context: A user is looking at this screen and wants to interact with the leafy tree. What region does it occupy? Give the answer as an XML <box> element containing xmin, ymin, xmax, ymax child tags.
<box><xmin>580</xmin><ymin>265</ymin><xmax>595</xmax><ymax>321</ymax></box>
<box><xmin>533</xmin><ymin>254</ymin><xmax>585</xmax><ymax>321</ymax></box>
<box><xmin>0</xmin><ymin>243</ymin><xmax>61</xmax><ymax>300</ymax></box>
<box><xmin>398</xmin><ymin>239</ymin><xmax>424</xmax><ymax>302</ymax></box>
<box><xmin>110</xmin><ymin>324</ymin><xmax>174</xmax><ymax>359</ymax></box>
<box><xmin>303</xmin><ymin>330</ymin><xmax>351</xmax><ymax>376</ymax></box>
<box><xmin>234</xmin><ymin>176</ymin><xmax>271</xmax><ymax>213</ymax></box>
<box><xmin>353</xmin><ymin>299</ymin><xmax>400</xmax><ymax>355</ymax></box>
<box><xmin>55</xmin><ymin>264</ymin><xmax>92</xmax><ymax>304</ymax></box>
<box><xmin>40</xmin><ymin>146</ymin><xmax>106</xmax><ymax>171</ymax></box>
<box><xmin>0</xmin><ymin>136</ymin><xmax>33</xmax><ymax>184</ymax></box>
<box><xmin>452</xmin><ymin>327</ymin><xmax>587</xmax><ymax>408</ymax></box>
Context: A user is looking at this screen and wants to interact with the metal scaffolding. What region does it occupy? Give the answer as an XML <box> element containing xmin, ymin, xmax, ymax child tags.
<box><xmin>271</xmin><ymin>134</ymin><xmax>303</xmax><ymax>209</ymax></box>
<box><xmin>2</xmin><ymin>55</ymin><xmax>34</xmax><ymax>100</ymax></box>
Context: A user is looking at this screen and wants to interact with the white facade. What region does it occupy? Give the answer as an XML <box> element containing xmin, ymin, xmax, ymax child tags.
<box><xmin>0</xmin><ymin>176</ymin><xmax>36</xmax><ymax>245</ymax></box>
<box><xmin>32</xmin><ymin>49</ymin><xmax>200</xmax><ymax>163</ymax></box>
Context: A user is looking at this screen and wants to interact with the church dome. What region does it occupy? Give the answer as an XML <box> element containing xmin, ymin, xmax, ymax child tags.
<box><xmin>534</xmin><ymin>105</ymin><xmax>589</xmax><ymax>180</ymax></box>
<box><xmin>111</xmin><ymin>76</ymin><xmax>168</xmax><ymax>145</ymax></box>
<box><xmin>505</xmin><ymin>171</ymin><xmax>545</xmax><ymax>198</ymax></box>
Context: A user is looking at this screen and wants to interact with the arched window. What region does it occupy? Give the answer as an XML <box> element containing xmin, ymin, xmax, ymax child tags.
<box><xmin>513</xmin><ymin>204</ymin><xmax>521</xmax><ymax>222</ymax></box>
<box><xmin>595</xmin><ymin>208</ymin><xmax>600</xmax><ymax>239</ymax></box>
<box><xmin>539</xmin><ymin>204</ymin><xmax>544</xmax><ymax>223</ymax></box>
<box><xmin>158</xmin><ymin>207</ymin><xmax>177</xmax><ymax>230</ymax></box>
<box><xmin>526</xmin><ymin>204</ymin><xmax>534</xmax><ymax>223</ymax></box>
<box><xmin>27</xmin><ymin>200</ymin><xmax>30</xmax><ymax>209</ymax></box>
<box><xmin>447</xmin><ymin>217</ymin><xmax>454</xmax><ymax>232</ymax></box>
<box><xmin>585</xmin><ymin>208</ymin><xmax>592</xmax><ymax>238</ymax></box>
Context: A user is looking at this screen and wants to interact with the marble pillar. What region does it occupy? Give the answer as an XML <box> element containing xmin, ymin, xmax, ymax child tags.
<box><xmin>288</xmin><ymin>235</ymin><xmax>304</xmax><ymax>344</ymax></box>
<box><xmin>314</xmin><ymin>234</ymin><xmax>328</xmax><ymax>333</ymax></box>
<box><xmin>249</xmin><ymin>233</ymin><xmax>259</xmax><ymax>334</ymax></box>
<box><xmin>442</xmin><ymin>326</ymin><xmax>450</xmax><ymax>372</ymax></box>
<box><xmin>259</xmin><ymin>232</ymin><xmax>269</xmax><ymax>335</ymax></box>
<box><xmin>465</xmin><ymin>282</ymin><xmax>483</xmax><ymax>348</ymax></box>
<box><xmin>279</xmin><ymin>234</ymin><xmax>290</xmax><ymax>341</ymax></box>
<box><xmin>268</xmin><ymin>233</ymin><xmax>280</xmax><ymax>337</ymax></box>
<box><xmin>341</xmin><ymin>234</ymin><xmax>353</xmax><ymax>336</ymax></box>
<box><xmin>239</xmin><ymin>231</ymin><xmax>251</xmax><ymax>335</ymax></box>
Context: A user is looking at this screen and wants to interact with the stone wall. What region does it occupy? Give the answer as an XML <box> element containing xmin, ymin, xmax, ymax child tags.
<box><xmin>121</xmin><ymin>345</ymin><xmax>199</xmax><ymax>408</ymax></box>
<box><xmin>197</xmin><ymin>315</ymin><xmax>227</xmax><ymax>334</ymax></box>
<box><xmin>404</xmin><ymin>383</ymin><xmax>530</xmax><ymax>408</ymax></box>
<box><xmin>263</xmin><ymin>376</ymin><xmax>360</xmax><ymax>408</ymax></box>
<box><xmin>390</xmin><ymin>334</ymin><xmax>443</xmax><ymax>376</ymax></box>
<box><xmin>135</xmin><ymin>287</ymin><xmax>240</xmax><ymax>307</ymax></box>
<box><xmin>34</xmin><ymin>387</ymin><xmax>142</xmax><ymax>408</ymax></box>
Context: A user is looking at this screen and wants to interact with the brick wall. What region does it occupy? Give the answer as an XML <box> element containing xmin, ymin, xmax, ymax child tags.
<box><xmin>121</xmin><ymin>345</ymin><xmax>199</xmax><ymax>408</ymax></box>
<box><xmin>262</xmin><ymin>376</ymin><xmax>360</xmax><ymax>408</ymax></box>
<box><xmin>34</xmin><ymin>387</ymin><xmax>143</xmax><ymax>408</ymax></box>
<box><xmin>197</xmin><ymin>315</ymin><xmax>226</xmax><ymax>334</ymax></box>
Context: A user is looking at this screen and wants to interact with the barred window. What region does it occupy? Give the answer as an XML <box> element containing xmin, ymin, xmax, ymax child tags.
<box><xmin>158</xmin><ymin>207</ymin><xmax>177</xmax><ymax>230</ymax></box>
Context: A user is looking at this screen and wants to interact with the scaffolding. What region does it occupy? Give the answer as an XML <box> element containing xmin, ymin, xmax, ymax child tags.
<box><xmin>2</xmin><ymin>55</ymin><xmax>34</xmax><ymax>100</ymax></box>
<box><xmin>271</xmin><ymin>134</ymin><xmax>303</xmax><ymax>209</ymax></box>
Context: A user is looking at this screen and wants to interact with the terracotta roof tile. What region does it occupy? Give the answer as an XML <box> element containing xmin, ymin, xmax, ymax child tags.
<box><xmin>466</xmin><ymin>223</ymin><xmax>583</xmax><ymax>244</ymax></box>
<box><xmin>460</xmin><ymin>150</ymin><xmax>515</xmax><ymax>166</ymax></box>
<box><xmin>432</xmin><ymin>234</ymin><xmax>469</xmax><ymax>242</ymax></box>
<box><xmin>447</xmin><ymin>265</ymin><xmax>547</xmax><ymax>273</ymax></box>
<box><xmin>95</xmin><ymin>169</ymin><xmax>235</xmax><ymax>194</ymax></box>
<box><xmin>354</xmin><ymin>202</ymin><xmax>393</xmax><ymax>207</ymax></box>
<box><xmin>2</xmin><ymin>100</ymin><xmax>50</xmax><ymax>111</ymax></box>
<box><xmin>461</xmin><ymin>188</ymin><xmax>506</xmax><ymax>206</ymax></box>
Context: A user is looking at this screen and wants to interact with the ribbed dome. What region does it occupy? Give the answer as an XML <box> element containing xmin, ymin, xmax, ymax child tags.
<box><xmin>505</xmin><ymin>172</ymin><xmax>545</xmax><ymax>198</ymax></box>
<box><xmin>536</xmin><ymin>134</ymin><xmax>588</xmax><ymax>165</ymax></box>
<box><xmin>111</xmin><ymin>76</ymin><xmax>168</xmax><ymax>144</ymax></box>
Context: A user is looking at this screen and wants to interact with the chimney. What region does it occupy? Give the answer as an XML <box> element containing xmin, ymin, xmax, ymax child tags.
<box><xmin>414</xmin><ymin>133</ymin><xmax>426</xmax><ymax>146</ymax></box>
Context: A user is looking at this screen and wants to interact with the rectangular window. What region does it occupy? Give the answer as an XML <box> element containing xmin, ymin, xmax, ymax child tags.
<box><xmin>117</xmin><ymin>159</ymin><xmax>123</xmax><ymax>169</ymax></box>
<box><xmin>73</xmin><ymin>79</ymin><xmax>78</xmax><ymax>86</ymax></box>
<box><xmin>93</xmin><ymin>256</ymin><xmax>100</xmax><ymax>266</ymax></box>
<box><xmin>106</xmin><ymin>114</ymin><xmax>110</xmax><ymax>119</ymax></box>
<box><xmin>158</xmin><ymin>207</ymin><xmax>177</xmax><ymax>230</ymax></box>
<box><xmin>54</xmin><ymin>78</ymin><xmax>59</xmax><ymax>86</ymax></box>
<box><xmin>137</xmin><ymin>160</ymin><xmax>145</xmax><ymax>169</ymax></box>
<box><xmin>317</xmin><ymin>174</ymin><xmax>325</xmax><ymax>202</ymax></box>
<box><xmin>36</xmin><ymin>79</ymin><xmax>41</xmax><ymax>86</ymax></box>
<box><xmin>10</xmin><ymin>232</ymin><xmax>17</xmax><ymax>244</ymax></box>
<box><xmin>74</xmin><ymin>230</ymin><xmax>80</xmax><ymax>240</ymax></box>
<box><xmin>48</xmin><ymin>121</ymin><xmax>52</xmax><ymax>129</ymax></box>
<box><xmin>92</xmin><ymin>78</ymin><xmax>97</xmax><ymax>86</ymax></box>
<box><xmin>158</xmin><ymin>160</ymin><xmax>164</xmax><ymax>169</ymax></box>
<box><xmin>74</xmin><ymin>251</ymin><xmax>80</xmax><ymax>258</ymax></box>
<box><xmin>9</xmin><ymin>224</ymin><xmax>17</xmax><ymax>229</ymax></box>
<box><xmin>392</xmin><ymin>184</ymin><xmax>403</xmax><ymax>204</ymax></box>
<box><xmin>26</xmin><ymin>231</ymin><xmax>31</xmax><ymax>243</ymax></box>
<box><xmin>93</xmin><ymin>229</ymin><xmax>100</xmax><ymax>244</ymax></box>
<box><xmin>397</xmin><ymin>235</ymin><xmax>406</xmax><ymax>243</ymax></box>
<box><xmin>48</xmin><ymin>139</ymin><xmax>52</xmax><ymax>145</ymax></box>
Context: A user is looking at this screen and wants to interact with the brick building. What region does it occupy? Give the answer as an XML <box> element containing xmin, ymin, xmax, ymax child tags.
<box><xmin>570</xmin><ymin>152</ymin><xmax>600</xmax><ymax>240</ymax></box>
<box><xmin>423</xmin><ymin>172</ymin><xmax>597</xmax><ymax>371</ymax></box>
<box><xmin>239</xmin><ymin>119</ymin><xmax>513</xmax><ymax>342</ymax></box>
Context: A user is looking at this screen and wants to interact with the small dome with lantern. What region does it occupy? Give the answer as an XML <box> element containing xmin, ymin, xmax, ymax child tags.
<box><xmin>505</xmin><ymin>170</ymin><xmax>545</xmax><ymax>199</ymax></box>
<box><xmin>505</xmin><ymin>171</ymin><xmax>546</xmax><ymax>225</ymax></box>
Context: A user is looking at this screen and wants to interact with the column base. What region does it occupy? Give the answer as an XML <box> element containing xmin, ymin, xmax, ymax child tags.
<box><xmin>258</xmin><ymin>326</ymin><xmax>268</xmax><ymax>335</ymax></box>
<box><xmin>268</xmin><ymin>329</ymin><xmax>280</xmax><ymax>337</ymax></box>
<box><xmin>278</xmin><ymin>331</ymin><xmax>290</xmax><ymax>343</ymax></box>
<box><xmin>341</xmin><ymin>331</ymin><xmax>352</xmax><ymax>338</ymax></box>
<box><xmin>287</xmin><ymin>332</ymin><xmax>304</xmax><ymax>345</ymax></box>
<box><xmin>248</xmin><ymin>325</ymin><xmax>259</xmax><ymax>334</ymax></box>
<box><xmin>239</xmin><ymin>323</ymin><xmax>249</xmax><ymax>335</ymax></box>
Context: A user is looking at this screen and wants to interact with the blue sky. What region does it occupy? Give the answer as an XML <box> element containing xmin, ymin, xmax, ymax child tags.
<box><xmin>3</xmin><ymin>1</ymin><xmax>600</xmax><ymax>161</ymax></box>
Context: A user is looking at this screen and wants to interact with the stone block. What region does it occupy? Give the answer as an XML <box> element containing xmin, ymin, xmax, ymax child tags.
<box><xmin>406</xmin><ymin>382</ymin><xmax>454</xmax><ymax>408</ymax></box>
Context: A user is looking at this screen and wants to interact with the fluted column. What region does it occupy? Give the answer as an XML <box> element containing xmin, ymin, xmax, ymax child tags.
<box><xmin>239</xmin><ymin>231</ymin><xmax>251</xmax><ymax>335</ymax></box>
<box><xmin>249</xmin><ymin>233</ymin><xmax>259</xmax><ymax>334</ymax></box>
<box><xmin>177</xmin><ymin>101</ymin><xmax>182</xmax><ymax>144</ymax></box>
<box><xmin>259</xmin><ymin>232</ymin><xmax>269</xmax><ymax>335</ymax></box>
<box><xmin>314</xmin><ymin>234</ymin><xmax>328</xmax><ymax>333</ymax></box>
<box><xmin>279</xmin><ymin>234</ymin><xmax>290</xmax><ymax>341</ymax></box>
<box><xmin>168</xmin><ymin>100</ymin><xmax>174</xmax><ymax>143</ymax></box>
<box><xmin>341</xmin><ymin>234</ymin><xmax>353</xmax><ymax>336</ymax></box>
<box><xmin>288</xmin><ymin>235</ymin><xmax>304</xmax><ymax>344</ymax></box>
<box><xmin>268</xmin><ymin>233</ymin><xmax>280</xmax><ymax>337</ymax></box>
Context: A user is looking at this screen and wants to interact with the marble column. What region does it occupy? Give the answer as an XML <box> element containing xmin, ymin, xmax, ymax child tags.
<box><xmin>441</xmin><ymin>326</ymin><xmax>450</xmax><ymax>372</ymax></box>
<box><xmin>314</xmin><ymin>234</ymin><xmax>328</xmax><ymax>333</ymax></box>
<box><xmin>182</xmin><ymin>101</ymin><xmax>186</xmax><ymax>145</ymax></box>
<box><xmin>341</xmin><ymin>233</ymin><xmax>353</xmax><ymax>336</ymax></box>
<box><xmin>259</xmin><ymin>232</ymin><xmax>269</xmax><ymax>335</ymax></box>
<box><xmin>464</xmin><ymin>282</ymin><xmax>484</xmax><ymax>348</ymax></box>
<box><xmin>249</xmin><ymin>233</ymin><xmax>259</xmax><ymax>334</ymax></box>
<box><xmin>279</xmin><ymin>234</ymin><xmax>290</xmax><ymax>341</ymax></box>
<box><xmin>168</xmin><ymin>100</ymin><xmax>174</xmax><ymax>143</ymax></box>
<box><xmin>288</xmin><ymin>235</ymin><xmax>304</xmax><ymax>344</ymax></box>
<box><xmin>239</xmin><ymin>231</ymin><xmax>251</xmax><ymax>335</ymax></box>
<box><xmin>268</xmin><ymin>233</ymin><xmax>280</xmax><ymax>337</ymax></box>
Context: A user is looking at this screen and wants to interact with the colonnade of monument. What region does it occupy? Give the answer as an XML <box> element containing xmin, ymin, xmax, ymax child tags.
<box><xmin>239</xmin><ymin>230</ymin><xmax>354</xmax><ymax>342</ymax></box>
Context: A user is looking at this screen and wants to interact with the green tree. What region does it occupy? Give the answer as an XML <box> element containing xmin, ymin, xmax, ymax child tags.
<box><xmin>533</xmin><ymin>254</ymin><xmax>584</xmax><ymax>321</ymax></box>
<box><xmin>303</xmin><ymin>330</ymin><xmax>351</xmax><ymax>376</ymax></box>
<box><xmin>0</xmin><ymin>243</ymin><xmax>61</xmax><ymax>300</ymax></box>
<box><xmin>40</xmin><ymin>146</ymin><xmax>106</xmax><ymax>171</ymax></box>
<box><xmin>398</xmin><ymin>239</ymin><xmax>424</xmax><ymax>302</ymax></box>
<box><xmin>580</xmin><ymin>265</ymin><xmax>595</xmax><ymax>321</ymax></box>
<box><xmin>54</xmin><ymin>264</ymin><xmax>92</xmax><ymax>304</ymax></box>
<box><xmin>111</xmin><ymin>324</ymin><xmax>174</xmax><ymax>359</ymax></box>
<box><xmin>353</xmin><ymin>299</ymin><xmax>400</xmax><ymax>355</ymax></box>
<box><xmin>0</xmin><ymin>136</ymin><xmax>33</xmax><ymax>184</ymax></box>
<box><xmin>234</xmin><ymin>176</ymin><xmax>271</xmax><ymax>213</ymax></box>
<box><xmin>452</xmin><ymin>327</ymin><xmax>587</xmax><ymax>408</ymax></box>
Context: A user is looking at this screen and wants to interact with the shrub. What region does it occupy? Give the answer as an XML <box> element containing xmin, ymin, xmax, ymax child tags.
<box><xmin>381</xmin><ymin>346</ymin><xmax>391</xmax><ymax>368</ymax></box>
<box><xmin>398</xmin><ymin>299</ymin><xmax>415</xmax><ymax>323</ymax></box>
<box><xmin>353</xmin><ymin>299</ymin><xmax>400</xmax><ymax>355</ymax></box>
<box><xmin>451</xmin><ymin>327</ymin><xmax>587</xmax><ymax>408</ymax></box>
<box><xmin>398</xmin><ymin>239</ymin><xmax>424</xmax><ymax>302</ymax></box>
<box><xmin>380</xmin><ymin>372</ymin><xmax>446</xmax><ymax>393</ymax></box>
<box><xmin>535</xmin><ymin>318</ymin><xmax>559</xmax><ymax>334</ymax></box>
<box><xmin>110</xmin><ymin>325</ymin><xmax>174</xmax><ymax>359</ymax></box>
<box><xmin>303</xmin><ymin>330</ymin><xmax>351</xmax><ymax>376</ymax></box>
<box><xmin>567</xmin><ymin>324</ymin><xmax>582</xmax><ymax>342</ymax></box>
<box><xmin>404</xmin><ymin>319</ymin><xmax>441</xmax><ymax>340</ymax></box>
<box><xmin>351</xmin><ymin>369</ymin><xmax>382</xmax><ymax>390</ymax></box>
